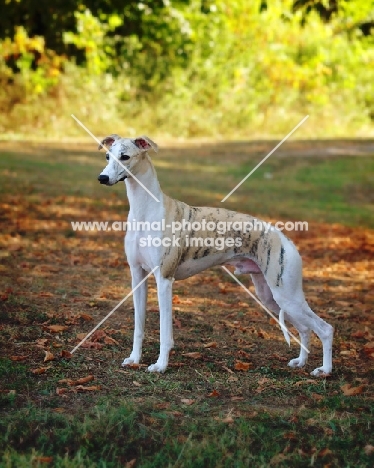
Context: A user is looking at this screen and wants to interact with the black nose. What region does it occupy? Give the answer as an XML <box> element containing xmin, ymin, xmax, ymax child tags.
<box><xmin>98</xmin><ymin>174</ymin><xmax>109</xmax><ymax>184</ymax></box>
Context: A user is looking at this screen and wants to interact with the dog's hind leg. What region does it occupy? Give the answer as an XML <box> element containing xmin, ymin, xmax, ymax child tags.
<box><xmin>251</xmin><ymin>274</ymin><xmax>290</xmax><ymax>345</ymax></box>
<box><xmin>272</xmin><ymin>292</ymin><xmax>333</xmax><ymax>376</ymax></box>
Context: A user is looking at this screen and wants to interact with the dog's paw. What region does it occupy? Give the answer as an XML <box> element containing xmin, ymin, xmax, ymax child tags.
<box><xmin>310</xmin><ymin>366</ymin><xmax>331</xmax><ymax>377</ymax></box>
<box><xmin>288</xmin><ymin>357</ymin><xmax>307</xmax><ymax>368</ymax></box>
<box><xmin>147</xmin><ymin>362</ymin><xmax>167</xmax><ymax>373</ymax></box>
<box><xmin>122</xmin><ymin>357</ymin><xmax>140</xmax><ymax>367</ymax></box>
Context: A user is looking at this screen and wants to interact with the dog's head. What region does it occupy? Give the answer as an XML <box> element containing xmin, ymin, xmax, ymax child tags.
<box><xmin>97</xmin><ymin>135</ymin><xmax>158</xmax><ymax>186</ymax></box>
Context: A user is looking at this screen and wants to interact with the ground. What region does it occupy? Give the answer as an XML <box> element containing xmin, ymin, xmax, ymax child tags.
<box><xmin>0</xmin><ymin>139</ymin><xmax>373</xmax><ymax>467</ymax></box>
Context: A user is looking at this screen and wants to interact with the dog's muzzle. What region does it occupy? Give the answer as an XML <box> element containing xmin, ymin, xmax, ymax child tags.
<box><xmin>98</xmin><ymin>174</ymin><xmax>109</xmax><ymax>184</ymax></box>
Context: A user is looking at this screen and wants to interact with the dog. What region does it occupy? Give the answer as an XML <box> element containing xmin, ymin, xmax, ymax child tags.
<box><xmin>97</xmin><ymin>134</ymin><xmax>333</xmax><ymax>376</ymax></box>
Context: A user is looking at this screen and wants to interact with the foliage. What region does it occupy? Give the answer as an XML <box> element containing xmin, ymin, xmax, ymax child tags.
<box><xmin>0</xmin><ymin>0</ymin><xmax>373</xmax><ymax>137</ymax></box>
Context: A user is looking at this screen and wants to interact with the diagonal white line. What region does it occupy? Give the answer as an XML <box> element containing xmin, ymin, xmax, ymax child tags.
<box><xmin>70</xmin><ymin>266</ymin><xmax>159</xmax><ymax>354</ymax></box>
<box><xmin>71</xmin><ymin>114</ymin><xmax>160</xmax><ymax>203</ymax></box>
<box><xmin>221</xmin><ymin>115</ymin><xmax>309</xmax><ymax>202</ymax></box>
<box><xmin>221</xmin><ymin>266</ymin><xmax>310</xmax><ymax>354</ymax></box>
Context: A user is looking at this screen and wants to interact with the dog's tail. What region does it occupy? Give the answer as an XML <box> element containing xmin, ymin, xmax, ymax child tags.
<box><xmin>279</xmin><ymin>309</ymin><xmax>291</xmax><ymax>346</ymax></box>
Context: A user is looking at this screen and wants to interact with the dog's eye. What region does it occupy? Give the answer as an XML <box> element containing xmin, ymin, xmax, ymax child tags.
<box><xmin>120</xmin><ymin>153</ymin><xmax>130</xmax><ymax>161</ymax></box>
<box><xmin>105</xmin><ymin>153</ymin><xmax>110</xmax><ymax>161</ymax></box>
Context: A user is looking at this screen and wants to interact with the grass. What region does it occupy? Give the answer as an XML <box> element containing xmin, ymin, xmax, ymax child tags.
<box><xmin>0</xmin><ymin>139</ymin><xmax>373</xmax><ymax>466</ymax></box>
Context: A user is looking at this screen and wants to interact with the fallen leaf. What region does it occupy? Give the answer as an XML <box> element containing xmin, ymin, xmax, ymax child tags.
<box><xmin>364</xmin><ymin>445</ymin><xmax>374</xmax><ymax>456</ymax></box>
<box><xmin>125</xmin><ymin>459</ymin><xmax>137</xmax><ymax>468</ymax></box>
<box><xmin>103</xmin><ymin>336</ymin><xmax>119</xmax><ymax>345</ymax></box>
<box><xmin>71</xmin><ymin>375</ymin><xmax>94</xmax><ymax>386</ymax></box>
<box><xmin>221</xmin><ymin>416</ymin><xmax>235</xmax><ymax>424</ymax></box>
<box><xmin>182</xmin><ymin>352</ymin><xmax>202</xmax><ymax>359</ymax></box>
<box><xmin>294</xmin><ymin>379</ymin><xmax>317</xmax><ymax>387</ymax></box>
<box><xmin>270</xmin><ymin>453</ymin><xmax>287</xmax><ymax>465</ymax></box>
<box><xmin>81</xmin><ymin>341</ymin><xmax>104</xmax><ymax>350</ymax></box>
<box><xmin>76</xmin><ymin>333</ymin><xmax>87</xmax><ymax>341</ymax></box>
<box><xmin>10</xmin><ymin>356</ymin><xmax>27</xmax><ymax>361</ymax></box>
<box><xmin>234</xmin><ymin>361</ymin><xmax>251</xmax><ymax>371</ymax></box>
<box><xmin>31</xmin><ymin>367</ymin><xmax>50</xmax><ymax>375</ymax></box>
<box><xmin>56</xmin><ymin>387</ymin><xmax>68</xmax><ymax>395</ymax></box>
<box><xmin>230</xmin><ymin>396</ymin><xmax>244</xmax><ymax>401</ymax></box>
<box><xmin>341</xmin><ymin>384</ymin><xmax>365</xmax><ymax>396</ymax></box>
<box><xmin>172</xmin><ymin>295</ymin><xmax>181</xmax><ymax>304</ymax></box>
<box><xmin>60</xmin><ymin>350</ymin><xmax>72</xmax><ymax>359</ymax></box>
<box><xmin>174</xmin><ymin>318</ymin><xmax>182</xmax><ymax>329</ymax></box>
<box><xmin>218</xmin><ymin>283</ymin><xmax>227</xmax><ymax>294</ymax></box>
<box><xmin>133</xmin><ymin>381</ymin><xmax>142</xmax><ymax>387</ymax></box>
<box><xmin>181</xmin><ymin>398</ymin><xmax>195</xmax><ymax>405</ymax></box>
<box><xmin>35</xmin><ymin>338</ymin><xmax>49</xmax><ymax>348</ymax></box>
<box><xmin>318</xmin><ymin>448</ymin><xmax>332</xmax><ymax>457</ymax></box>
<box><xmin>52</xmin><ymin>408</ymin><xmax>65</xmax><ymax>413</ymax></box>
<box><xmin>204</xmin><ymin>342</ymin><xmax>217</xmax><ymax>348</ymax></box>
<box><xmin>208</xmin><ymin>389</ymin><xmax>220</xmax><ymax>397</ymax></box>
<box><xmin>80</xmin><ymin>313</ymin><xmax>93</xmax><ymax>321</ymax></box>
<box><xmin>311</xmin><ymin>393</ymin><xmax>324</xmax><ymax>401</ymax></box>
<box><xmin>237</xmin><ymin>349</ymin><xmax>251</xmax><ymax>359</ymax></box>
<box><xmin>257</xmin><ymin>328</ymin><xmax>271</xmax><ymax>339</ymax></box>
<box><xmin>75</xmin><ymin>385</ymin><xmax>101</xmax><ymax>392</ymax></box>
<box><xmin>58</xmin><ymin>378</ymin><xmax>74</xmax><ymax>385</ymax></box>
<box><xmin>34</xmin><ymin>456</ymin><xmax>53</xmax><ymax>464</ymax></box>
<box><xmin>45</xmin><ymin>325</ymin><xmax>68</xmax><ymax>333</ymax></box>
<box><xmin>44</xmin><ymin>351</ymin><xmax>55</xmax><ymax>362</ymax></box>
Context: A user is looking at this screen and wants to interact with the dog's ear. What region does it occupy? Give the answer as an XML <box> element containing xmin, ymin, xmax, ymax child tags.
<box><xmin>133</xmin><ymin>136</ymin><xmax>158</xmax><ymax>153</ymax></box>
<box><xmin>98</xmin><ymin>134</ymin><xmax>120</xmax><ymax>150</ymax></box>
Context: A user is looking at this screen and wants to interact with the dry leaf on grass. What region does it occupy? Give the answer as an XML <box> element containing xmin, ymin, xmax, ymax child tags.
<box><xmin>204</xmin><ymin>342</ymin><xmax>217</xmax><ymax>348</ymax></box>
<box><xmin>318</xmin><ymin>448</ymin><xmax>332</xmax><ymax>457</ymax></box>
<box><xmin>125</xmin><ymin>459</ymin><xmax>137</xmax><ymax>468</ymax></box>
<box><xmin>257</xmin><ymin>328</ymin><xmax>271</xmax><ymax>339</ymax></box>
<box><xmin>79</xmin><ymin>313</ymin><xmax>93</xmax><ymax>321</ymax></box>
<box><xmin>75</xmin><ymin>385</ymin><xmax>101</xmax><ymax>392</ymax></box>
<box><xmin>31</xmin><ymin>367</ymin><xmax>51</xmax><ymax>375</ymax></box>
<box><xmin>44</xmin><ymin>351</ymin><xmax>55</xmax><ymax>362</ymax></box>
<box><xmin>363</xmin><ymin>342</ymin><xmax>374</xmax><ymax>359</ymax></box>
<box><xmin>73</xmin><ymin>375</ymin><xmax>94</xmax><ymax>386</ymax></box>
<box><xmin>35</xmin><ymin>338</ymin><xmax>49</xmax><ymax>348</ymax></box>
<box><xmin>34</xmin><ymin>456</ymin><xmax>53</xmax><ymax>464</ymax></box>
<box><xmin>56</xmin><ymin>387</ymin><xmax>68</xmax><ymax>395</ymax></box>
<box><xmin>10</xmin><ymin>356</ymin><xmax>27</xmax><ymax>361</ymax></box>
<box><xmin>60</xmin><ymin>350</ymin><xmax>72</xmax><ymax>359</ymax></box>
<box><xmin>172</xmin><ymin>295</ymin><xmax>181</xmax><ymax>304</ymax></box>
<box><xmin>81</xmin><ymin>341</ymin><xmax>104</xmax><ymax>350</ymax></box>
<box><xmin>341</xmin><ymin>384</ymin><xmax>365</xmax><ymax>396</ymax></box>
<box><xmin>237</xmin><ymin>349</ymin><xmax>251</xmax><ymax>359</ymax></box>
<box><xmin>103</xmin><ymin>336</ymin><xmax>119</xmax><ymax>345</ymax></box>
<box><xmin>181</xmin><ymin>399</ymin><xmax>195</xmax><ymax>405</ymax></box>
<box><xmin>234</xmin><ymin>360</ymin><xmax>251</xmax><ymax>371</ymax></box>
<box><xmin>45</xmin><ymin>325</ymin><xmax>68</xmax><ymax>333</ymax></box>
<box><xmin>364</xmin><ymin>445</ymin><xmax>374</xmax><ymax>456</ymax></box>
<box><xmin>208</xmin><ymin>389</ymin><xmax>220</xmax><ymax>397</ymax></box>
<box><xmin>182</xmin><ymin>352</ymin><xmax>202</xmax><ymax>359</ymax></box>
<box><xmin>76</xmin><ymin>333</ymin><xmax>87</xmax><ymax>341</ymax></box>
<box><xmin>294</xmin><ymin>379</ymin><xmax>317</xmax><ymax>387</ymax></box>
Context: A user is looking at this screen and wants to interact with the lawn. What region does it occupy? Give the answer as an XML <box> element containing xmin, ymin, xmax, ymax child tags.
<box><xmin>0</xmin><ymin>139</ymin><xmax>373</xmax><ymax>467</ymax></box>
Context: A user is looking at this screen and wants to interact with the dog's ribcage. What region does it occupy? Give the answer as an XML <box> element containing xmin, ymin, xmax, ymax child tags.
<box><xmin>159</xmin><ymin>194</ymin><xmax>294</xmax><ymax>286</ymax></box>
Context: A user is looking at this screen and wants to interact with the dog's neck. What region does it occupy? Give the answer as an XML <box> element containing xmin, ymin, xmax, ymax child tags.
<box><xmin>125</xmin><ymin>153</ymin><xmax>163</xmax><ymax>221</ymax></box>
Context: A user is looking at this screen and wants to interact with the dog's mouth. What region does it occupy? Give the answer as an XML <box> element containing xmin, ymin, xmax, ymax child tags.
<box><xmin>119</xmin><ymin>176</ymin><xmax>127</xmax><ymax>181</ymax></box>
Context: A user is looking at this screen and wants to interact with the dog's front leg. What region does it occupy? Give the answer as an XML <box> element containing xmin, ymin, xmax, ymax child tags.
<box><xmin>148</xmin><ymin>273</ymin><xmax>174</xmax><ymax>373</ymax></box>
<box><xmin>122</xmin><ymin>265</ymin><xmax>148</xmax><ymax>367</ymax></box>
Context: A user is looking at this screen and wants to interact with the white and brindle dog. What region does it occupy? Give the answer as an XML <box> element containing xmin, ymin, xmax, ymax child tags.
<box><xmin>97</xmin><ymin>134</ymin><xmax>333</xmax><ymax>376</ymax></box>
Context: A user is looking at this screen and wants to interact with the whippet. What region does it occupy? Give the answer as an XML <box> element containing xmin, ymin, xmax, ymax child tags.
<box><xmin>97</xmin><ymin>134</ymin><xmax>333</xmax><ymax>376</ymax></box>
